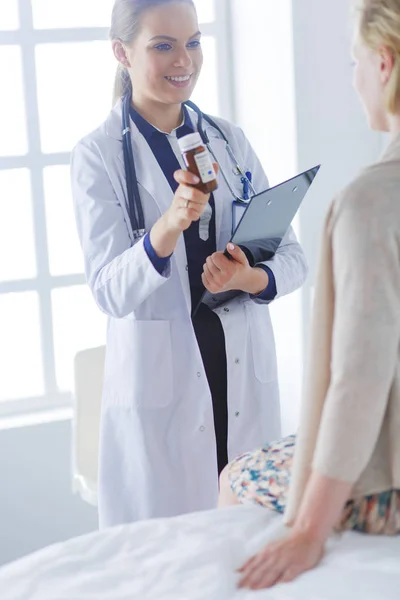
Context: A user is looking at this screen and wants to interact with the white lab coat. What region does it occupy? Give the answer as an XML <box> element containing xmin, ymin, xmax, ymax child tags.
<box><xmin>71</xmin><ymin>102</ymin><xmax>308</xmax><ymax>528</ymax></box>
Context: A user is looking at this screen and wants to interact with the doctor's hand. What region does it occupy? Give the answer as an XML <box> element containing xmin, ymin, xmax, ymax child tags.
<box><xmin>202</xmin><ymin>243</ymin><xmax>269</xmax><ymax>295</ymax></box>
<box><xmin>167</xmin><ymin>163</ymin><xmax>219</xmax><ymax>233</ymax></box>
<box><xmin>150</xmin><ymin>165</ymin><xmax>218</xmax><ymax>259</ymax></box>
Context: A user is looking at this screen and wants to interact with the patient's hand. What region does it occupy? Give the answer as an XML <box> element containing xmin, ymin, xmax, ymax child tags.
<box><xmin>237</xmin><ymin>530</ymin><xmax>324</xmax><ymax>590</ymax></box>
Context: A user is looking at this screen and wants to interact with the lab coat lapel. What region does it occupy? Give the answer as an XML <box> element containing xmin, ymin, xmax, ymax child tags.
<box><xmin>105</xmin><ymin>103</ymin><xmax>191</xmax><ymax>313</ymax></box>
<box><xmin>105</xmin><ymin>102</ymin><xmax>178</xmax><ymax>215</ymax></box>
<box><xmin>131</xmin><ymin>127</ymin><xmax>191</xmax><ymax>314</ymax></box>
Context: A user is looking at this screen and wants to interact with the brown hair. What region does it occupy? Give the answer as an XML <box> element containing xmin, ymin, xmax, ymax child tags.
<box><xmin>110</xmin><ymin>0</ymin><xmax>195</xmax><ymax>105</ymax></box>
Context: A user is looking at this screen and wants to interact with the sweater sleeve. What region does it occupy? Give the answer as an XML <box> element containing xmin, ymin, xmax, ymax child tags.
<box><xmin>312</xmin><ymin>186</ymin><xmax>400</xmax><ymax>483</ymax></box>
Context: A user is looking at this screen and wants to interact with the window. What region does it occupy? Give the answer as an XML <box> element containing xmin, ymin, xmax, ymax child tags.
<box><xmin>0</xmin><ymin>0</ymin><xmax>231</xmax><ymax>416</ymax></box>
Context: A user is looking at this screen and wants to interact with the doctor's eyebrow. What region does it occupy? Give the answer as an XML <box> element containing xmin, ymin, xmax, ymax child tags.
<box><xmin>149</xmin><ymin>31</ymin><xmax>201</xmax><ymax>42</ymax></box>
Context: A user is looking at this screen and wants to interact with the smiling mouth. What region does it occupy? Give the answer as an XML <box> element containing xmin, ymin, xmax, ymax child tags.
<box><xmin>165</xmin><ymin>74</ymin><xmax>193</xmax><ymax>84</ymax></box>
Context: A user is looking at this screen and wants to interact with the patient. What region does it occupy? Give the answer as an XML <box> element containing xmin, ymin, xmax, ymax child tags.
<box><xmin>219</xmin><ymin>0</ymin><xmax>400</xmax><ymax>590</ymax></box>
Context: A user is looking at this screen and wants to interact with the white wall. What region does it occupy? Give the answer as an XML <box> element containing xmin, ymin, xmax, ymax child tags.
<box><xmin>231</xmin><ymin>0</ymin><xmax>302</xmax><ymax>436</ymax></box>
<box><xmin>0</xmin><ymin>419</ymin><xmax>97</xmax><ymax>566</ymax></box>
<box><xmin>291</xmin><ymin>0</ymin><xmax>384</xmax><ymax>335</ymax></box>
<box><xmin>231</xmin><ymin>0</ymin><xmax>384</xmax><ymax>433</ymax></box>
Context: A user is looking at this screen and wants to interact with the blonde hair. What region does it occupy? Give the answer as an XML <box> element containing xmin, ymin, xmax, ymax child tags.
<box><xmin>355</xmin><ymin>0</ymin><xmax>400</xmax><ymax>113</ymax></box>
<box><xmin>110</xmin><ymin>0</ymin><xmax>195</xmax><ymax>105</ymax></box>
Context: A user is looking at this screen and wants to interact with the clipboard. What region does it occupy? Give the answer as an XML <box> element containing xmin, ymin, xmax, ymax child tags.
<box><xmin>193</xmin><ymin>164</ymin><xmax>320</xmax><ymax>315</ymax></box>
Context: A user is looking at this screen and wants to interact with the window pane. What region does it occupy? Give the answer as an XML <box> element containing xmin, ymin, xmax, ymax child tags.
<box><xmin>0</xmin><ymin>169</ymin><xmax>37</xmax><ymax>282</ymax></box>
<box><xmin>191</xmin><ymin>36</ymin><xmax>219</xmax><ymax>115</ymax></box>
<box><xmin>194</xmin><ymin>0</ymin><xmax>215</xmax><ymax>23</ymax></box>
<box><xmin>0</xmin><ymin>47</ymin><xmax>27</xmax><ymax>156</ymax></box>
<box><xmin>32</xmin><ymin>0</ymin><xmax>214</xmax><ymax>28</ymax></box>
<box><xmin>0</xmin><ymin>0</ymin><xmax>19</xmax><ymax>30</ymax></box>
<box><xmin>52</xmin><ymin>286</ymin><xmax>106</xmax><ymax>391</ymax></box>
<box><xmin>43</xmin><ymin>166</ymin><xmax>84</xmax><ymax>276</ymax></box>
<box><xmin>0</xmin><ymin>292</ymin><xmax>44</xmax><ymax>401</ymax></box>
<box><xmin>32</xmin><ymin>0</ymin><xmax>114</xmax><ymax>29</ymax></box>
<box><xmin>36</xmin><ymin>42</ymin><xmax>116</xmax><ymax>153</ymax></box>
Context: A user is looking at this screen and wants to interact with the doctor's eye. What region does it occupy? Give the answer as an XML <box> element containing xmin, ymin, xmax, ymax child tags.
<box><xmin>154</xmin><ymin>43</ymin><xmax>173</xmax><ymax>51</ymax></box>
<box><xmin>187</xmin><ymin>40</ymin><xmax>201</xmax><ymax>49</ymax></box>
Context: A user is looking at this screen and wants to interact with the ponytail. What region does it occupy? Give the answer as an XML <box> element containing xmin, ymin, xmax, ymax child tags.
<box><xmin>112</xmin><ymin>63</ymin><xmax>132</xmax><ymax>105</ymax></box>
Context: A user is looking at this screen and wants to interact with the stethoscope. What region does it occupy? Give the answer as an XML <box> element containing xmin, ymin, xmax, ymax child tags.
<box><xmin>121</xmin><ymin>92</ymin><xmax>257</xmax><ymax>238</ymax></box>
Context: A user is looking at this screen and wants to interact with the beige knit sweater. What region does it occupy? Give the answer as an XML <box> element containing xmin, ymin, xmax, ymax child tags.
<box><xmin>285</xmin><ymin>134</ymin><xmax>400</xmax><ymax>525</ymax></box>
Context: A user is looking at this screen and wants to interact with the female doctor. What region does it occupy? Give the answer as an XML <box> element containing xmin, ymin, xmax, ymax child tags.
<box><xmin>71</xmin><ymin>0</ymin><xmax>308</xmax><ymax>528</ymax></box>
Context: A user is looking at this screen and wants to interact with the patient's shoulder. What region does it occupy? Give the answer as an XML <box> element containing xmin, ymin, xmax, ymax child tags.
<box><xmin>331</xmin><ymin>161</ymin><xmax>400</xmax><ymax>226</ymax></box>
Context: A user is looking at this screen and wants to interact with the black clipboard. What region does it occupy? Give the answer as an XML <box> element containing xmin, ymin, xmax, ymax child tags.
<box><xmin>193</xmin><ymin>164</ymin><xmax>320</xmax><ymax>315</ymax></box>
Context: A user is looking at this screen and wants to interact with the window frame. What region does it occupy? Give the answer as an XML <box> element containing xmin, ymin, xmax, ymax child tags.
<box><xmin>0</xmin><ymin>0</ymin><xmax>234</xmax><ymax>418</ymax></box>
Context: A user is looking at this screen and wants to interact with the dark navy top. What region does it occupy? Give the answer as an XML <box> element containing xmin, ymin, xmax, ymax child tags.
<box><xmin>129</xmin><ymin>105</ymin><xmax>277</xmax><ymax>307</ymax></box>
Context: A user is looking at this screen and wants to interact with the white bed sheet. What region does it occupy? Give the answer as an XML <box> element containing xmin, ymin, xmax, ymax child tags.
<box><xmin>1</xmin><ymin>505</ymin><xmax>399</xmax><ymax>599</ymax></box>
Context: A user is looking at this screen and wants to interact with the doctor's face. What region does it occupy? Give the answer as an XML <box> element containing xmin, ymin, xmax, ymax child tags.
<box><xmin>125</xmin><ymin>2</ymin><xmax>203</xmax><ymax>106</ymax></box>
<box><xmin>352</xmin><ymin>34</ymin><xmax>390</xmax><ymax>131</ymax></box>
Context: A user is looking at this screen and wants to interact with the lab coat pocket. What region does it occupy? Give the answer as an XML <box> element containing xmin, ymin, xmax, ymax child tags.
<box><xmin>244</xmin><ymin>302</ymin><xmax>277</xmax><ymax>384</ymax></box>
<box><xmin>104</xmin><ymin>319</ymin><xmax>173</xmax><ymax>408</ymax></box>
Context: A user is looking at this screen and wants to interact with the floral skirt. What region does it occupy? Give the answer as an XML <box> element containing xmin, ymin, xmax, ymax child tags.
<box><xmin>228</xmin><ymin>435</ymin><xmax>400</xmax><ymax>535</ymax></box>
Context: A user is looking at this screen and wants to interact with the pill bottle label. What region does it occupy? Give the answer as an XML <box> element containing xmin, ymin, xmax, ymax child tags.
<box><xmin>193</xmin><ymin>151</ymin><xmax>216</xmax><ymax>184</ymax></box>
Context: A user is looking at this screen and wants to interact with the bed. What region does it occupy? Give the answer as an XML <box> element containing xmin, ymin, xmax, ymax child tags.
<box><xmin>1</xmin><ymin>505</ymin><xmax>399</xmax><ymax>599</ymax></box>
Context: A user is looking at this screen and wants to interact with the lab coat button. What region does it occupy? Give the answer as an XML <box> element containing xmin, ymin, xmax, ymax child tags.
<box><xmin>235</xmin><ymin>358</ymin><xmax>240</xmax><ymax>364</ymax></box>
<box><xmin>223</xmin><ymin>307</ymin><xmax>229</xmax><ymax>313</ymax></box>
<box><xmin>197</xmin><ymin>372</ymin><xmax>201</xmax><ymax>378</ymax></box>
<box><xmin>235</xmin><ymin>412</ymin><xmax>240</xmax><ymax>417</ymax></box>
<box><xmin>200</xmin><ymin>426</ymin><xmax>205</xmax><ymax>432</ymax></box>
<box><xmin>185</xmin><ymin>264</ymin><xmax>189</xmax><ymax>271</ymax></box>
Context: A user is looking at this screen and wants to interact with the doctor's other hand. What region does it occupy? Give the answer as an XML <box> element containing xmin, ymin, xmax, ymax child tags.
<box><xmin>202</xmin><ymin>243</ymin><xmax>269</xmax><ymax>295</ymax></box>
